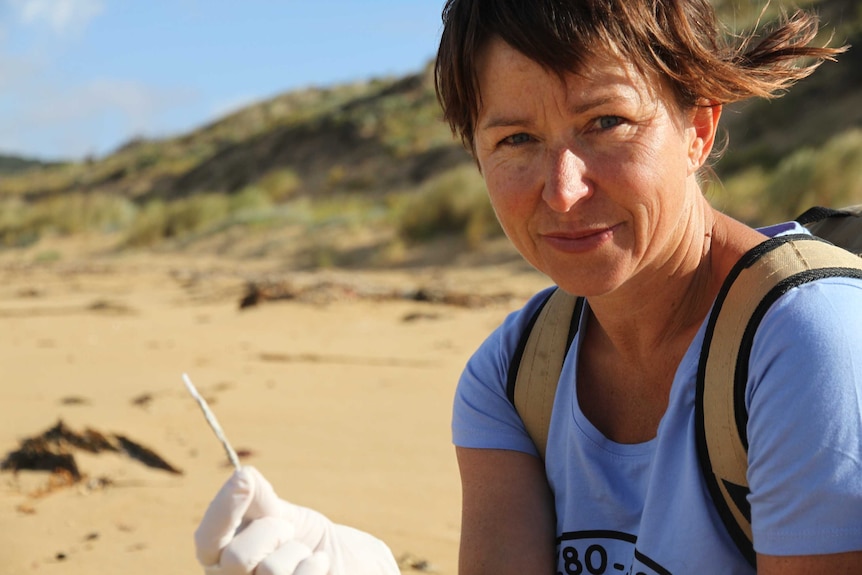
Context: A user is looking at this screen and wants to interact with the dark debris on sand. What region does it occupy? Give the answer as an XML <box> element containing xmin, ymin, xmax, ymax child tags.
<box><xmin>0</xmin><ymin>420</ymin><xmax>182</xmax><ymax>485</ymax></box>
<box><xmin>238</xmin><ymin>278</ymin><xmax>516</xmax><ymax>310</ymax></box>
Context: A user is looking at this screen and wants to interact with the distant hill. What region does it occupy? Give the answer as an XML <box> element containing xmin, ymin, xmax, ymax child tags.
<box><xmin>0</xmin><ymin>62</ymin><xmax>471</xmax><ymax>204</ymax></box>
<box><xmin>0</xmin><ymin>0</ymin><xmax>859</xmax><ymax>261</ymax></box>
<box><xmin>0</xmin><ymin>154</ymin><xmax>63</xmax><ymax>175</ymax></box>
<box><xmin>717</xmin><ymin>0</ymin><xmax>862</xmax><ymax>174</ymax></box>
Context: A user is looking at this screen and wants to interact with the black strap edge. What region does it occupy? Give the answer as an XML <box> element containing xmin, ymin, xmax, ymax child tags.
<box><xmin>697</xmin><ymin>234</ymin><xmax>862</xmax><ymax>567</ymax></box>
<box><xmin>694</xmin><ymin>235</ymin><xmax>814</xmax><ymax>567</ymax></box>
<box><xmin>733</xmin><ymin>267</ymin><xmax>862</xmax><ymax>450</ymax></box>
<box><xmin>567</xmin><ymin>297</ymin><xmax>585</xmax><ymax>352</ymax></box>
<box><xmin>795</xmin><ymin>206</ymin><xmax>855</xmax><ymax>226</ymax></box>
<box><xmin>506</xmin><ymin>289</ymin><xmax>556</xmax><ymax>404</ymax></box>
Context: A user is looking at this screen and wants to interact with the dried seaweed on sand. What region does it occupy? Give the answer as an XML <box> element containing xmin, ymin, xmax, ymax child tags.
<box><xmin>0</xmin><ymin>420</ymin><xmax>182</xmax><ymax>487</ymax></box>
<box><xmin>1</xmin><ymin>446</ymin><xmax>82</xmax><ymax>481</ymax></box>
<box><xmin>113</xmin><ymin>435</ymin><xmax>182</xmax><ymax>474</ymax></box>
<box><xmin>238</xmin><ymin>278</ymin><xmax>515</xmax><ymax>309</ymax></box>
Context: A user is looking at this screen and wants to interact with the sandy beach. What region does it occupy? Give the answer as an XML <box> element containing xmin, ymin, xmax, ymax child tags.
<box><xmin>0</xmin><ymin>240</ymin><xmax>549</xmax><ymax>575</ymax></box>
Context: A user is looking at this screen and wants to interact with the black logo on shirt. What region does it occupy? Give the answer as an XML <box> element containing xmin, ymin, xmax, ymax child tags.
<box><xmin>557</xmin><ymin>531</ymin><xmax>670</xmax><ymax>575</ymax></box>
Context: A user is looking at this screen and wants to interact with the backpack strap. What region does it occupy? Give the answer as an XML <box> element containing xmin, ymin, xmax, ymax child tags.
<box><xmin>506</xmin><ymin>223</ymin><xmax>862</xmax><ymax>565</ymax></box>
<box><xmin>507</xmin><ymin>288</ymin><xmax>583</xmax><ymax>460</ymax></box>
<box><xmin>695</xmin><ymin>234</ymin><xmax>862</xmax><ymax>566</ymax></box>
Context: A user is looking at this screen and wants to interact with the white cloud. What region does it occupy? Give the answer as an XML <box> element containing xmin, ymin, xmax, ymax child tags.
<box><xmin>0</xmin><ymin>0</ymin><xmax>204</xmax><ymax>159</ymax></box>
<box><xmin>0</xmin><ymin>78</ymin><xmax>199</xmax><ymax>159</ymax></box>
<box><xmin>0</xmin><ymin>51</ymin><xmax>41</xmax><ymax>91</ymax></box>
<box><xmin>8</xmin><ymin>0</ymin><xmax>104</xmax><ymax>35</ymax></box>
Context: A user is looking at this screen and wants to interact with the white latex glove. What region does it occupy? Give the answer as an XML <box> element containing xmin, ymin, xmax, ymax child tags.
<box><xmin>194</xmin><ymin>467</ymin><xmax>400</xmax><ymax>575</ymax></box>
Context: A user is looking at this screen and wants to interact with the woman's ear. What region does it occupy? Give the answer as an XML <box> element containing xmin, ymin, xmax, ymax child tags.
<box><xmin>687</xmin><ymin>103</ymin><xmax>722</xmax><ymax>174</ymax></box>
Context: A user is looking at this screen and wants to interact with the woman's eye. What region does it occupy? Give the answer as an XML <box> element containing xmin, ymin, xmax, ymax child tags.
<box><xmin>502</xmin><ymin>133</ymin><xmax>532</xmax><ymax>146</ymax></box>
<box><xmin>597</xmin><ymin>116</ymin><xmax>624</xmax><ymax>130</ymax></box>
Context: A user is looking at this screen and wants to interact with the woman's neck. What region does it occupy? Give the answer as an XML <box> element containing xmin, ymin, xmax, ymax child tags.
<box><xmin>584</xmin><ymin>206</ymin><xmax>764</xmax><ymax>366</ymax></box>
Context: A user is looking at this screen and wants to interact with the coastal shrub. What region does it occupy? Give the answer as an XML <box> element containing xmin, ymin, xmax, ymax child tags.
<box><xmin>708</xmin><ymin>166</ymin><xmax>770</xmax><ymax>225</ymax></box>
<box><xmin>256</xmin><ymin>168</ymin><xmax>301</xmax><ymax>202</ymax></box>
<box><xmin>763</xmin><ymin>129</ymin><xmax>862</xmax><ymax>222</ymax></box>
<box><xmin>125</xmin><ymin>193</ymin><xmax>231</xmax><ymax>246</ymax></box>
<box><xmin>394</xmin><ymin>165</ymin><xmax>502</xmax><ymax>247</ymax></box>
<box><xmin>0</xmin><ymin>197</ymin><xmax>39</xmax><ymax>247</ymax></box>
<box><xmin>38</xmin><ymin>193</ymin><xmax>137</xmax><ymax>235</ymax></box>
<box><xmin>230</xmin><ymin>186</ymin><xmax>273</xmax><ymax>213</ymax></box>
<box><xmin>308</xmin><ymin>195</ymin><xmax>384</xmax><ymax>228</ymax></box>
<box><xmin>0</xmin><ymin>193</ymin><xmax>137</xmax><ymax>247</ymax></box>
<box><xmin>814</xmin><ymin>129</ymin><xmax>862</xmax><ymax>206</ymax></box>
<box><xmin>162</xmin><ymin>194</ymin><xmax>230</xmax><ymax>238</ymax></box>
<box><xmin>124</xmin><ymin>200</ymin><xmax>168</xmax><ymax>246</ymax></box>
<box><xmin>718</xmin><ymin>128</ymin><xmax>862</xmax><ymax>225</ymax></box>
<box><xmin>763</xmin><ymin>148</ymin><xmax>820</xmax><ymax>221</ymax></box>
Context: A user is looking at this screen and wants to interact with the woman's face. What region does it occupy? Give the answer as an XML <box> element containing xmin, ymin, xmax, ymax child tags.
<box><xmin>474</xmin><ymin>37</ymin><xmax>712</xmax><ymax>297</ymax></box>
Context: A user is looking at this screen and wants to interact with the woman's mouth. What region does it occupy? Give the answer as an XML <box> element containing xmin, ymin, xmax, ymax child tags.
<box><xmin>540</xmin><ymin>226</ymin><xmax>617</xmax><ymax>254</ymax></box>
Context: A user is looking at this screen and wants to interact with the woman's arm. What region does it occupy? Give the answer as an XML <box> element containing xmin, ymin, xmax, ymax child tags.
<box><xmin>456</xmin><ymin>446</ymin><xmax>556</xmax><ymax>574</ymax></box>
<box><xmin>757</xmin><ymin>551</ymin><xmax>862</xmax><ymax>574</ymax></box>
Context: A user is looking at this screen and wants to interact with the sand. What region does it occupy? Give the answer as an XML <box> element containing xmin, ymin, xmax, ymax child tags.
<box><xmin>0</xmin><ymin>242</ymin><xmax>549</xmax><ymax>575</ymax></box>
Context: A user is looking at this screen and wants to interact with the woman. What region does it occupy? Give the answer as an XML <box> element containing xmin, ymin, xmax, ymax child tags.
<box><xmin>193</xmin><ymin>1</ymin><xmax>862</xmax><ymax>573</ymax></box>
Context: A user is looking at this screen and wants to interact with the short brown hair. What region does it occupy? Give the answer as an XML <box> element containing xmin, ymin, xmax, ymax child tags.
<box><xmin>435</xmin><ymin>0</ymin><xmax>845</xmax><ymax>152</ymax></box>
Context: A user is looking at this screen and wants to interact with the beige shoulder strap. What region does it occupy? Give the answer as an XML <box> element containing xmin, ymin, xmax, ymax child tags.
<box><xmin>700</xmin><ymin>237</ymin><xmax>862</xmax><ymax>564</ymax></box>
<box><xmin>510</xmin><ymin>234</ymin><xmax>862</xmax><ymax>566</ymax></box>
<box><xmin>513</xmin><ymin>289</ymin><xmax>579</xmax><ymax>460</ymax></box>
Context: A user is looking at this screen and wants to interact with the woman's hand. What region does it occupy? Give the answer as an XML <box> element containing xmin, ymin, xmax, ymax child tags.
<box><xmin>194</xmin><ymin>467</ymin><xmax>399</xmax><ymax>575</ymax></box>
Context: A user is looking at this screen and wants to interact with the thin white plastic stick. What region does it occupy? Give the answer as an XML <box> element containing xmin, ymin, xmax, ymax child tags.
<box><xmin>183</xmin><ymin>373</ymin><xmax>241</xmax><ymax>471</ymax></box>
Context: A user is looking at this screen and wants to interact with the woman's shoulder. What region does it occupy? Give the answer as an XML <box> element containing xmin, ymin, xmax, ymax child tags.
<box><xmin>745</xmin><ymin>274</ymin><xmax>862</xmax><ymax>412</ymax></box>
<box><xmin>472</xmin><ymin>285</ymin><xmax>561</xmax><ymax>359</ymax></box>
<box><xmin>758</xmin><ymin>274</ymin><xmax>862</xmax><ymax>339</ymax></box>
<box><xmin>726</xmin><ymin>217</ymin><xmax>862</xmax><ymax>326</ymax></box>
<box><xmin>453</xmin><ymin>286</ymin><xmax>561</xmax><ymax>454</ymax></box>
<box><xmin>753</xmin><ymin>216</ymin><xmax>862</xmax><ymax>324</ymax></box>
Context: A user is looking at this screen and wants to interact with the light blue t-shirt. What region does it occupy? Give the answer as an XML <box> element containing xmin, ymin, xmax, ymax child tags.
<box><xmin>453</xmin><ymin>226</ymin><xmax>862</xmax><ymax>573</ymax></box>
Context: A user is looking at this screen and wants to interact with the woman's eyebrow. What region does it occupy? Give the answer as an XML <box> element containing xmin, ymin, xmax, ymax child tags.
<box><xmin>568</xmin><ymin>93</ymin><xmax>630</xmax><ymax>115</ymax></box>
<box><xmin>478</xmin><ymin>115</ymin><xmax>532</xmax><ymax>131</ymax></box>
<box><xmin>478</xmin><ymin>92</ymin><xmax>636</xmax><ymax>132</ymax></box>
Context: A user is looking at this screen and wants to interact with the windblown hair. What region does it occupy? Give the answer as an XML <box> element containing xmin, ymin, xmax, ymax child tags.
<box><xmin>434</xmin><ymin>0</ymin><xmax>846</xmax><ymax>152</ymax></box>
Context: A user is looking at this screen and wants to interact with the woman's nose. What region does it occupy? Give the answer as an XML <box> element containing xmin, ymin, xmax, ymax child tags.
<box><xmin>542</xmin><ymin>148</ymin><xmax>591</xmax><ymax>213</ymax></box>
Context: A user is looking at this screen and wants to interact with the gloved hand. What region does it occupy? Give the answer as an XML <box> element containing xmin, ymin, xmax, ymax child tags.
<box><xmin>194</xmin><ymin>466</ymin><xmax>400</xmax><ymax>575</ymax></box>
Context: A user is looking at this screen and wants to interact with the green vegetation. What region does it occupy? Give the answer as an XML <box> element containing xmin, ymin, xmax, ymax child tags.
<box><xmin>0</xmin><ymin>192</ymin><xmax>136</xmax><ymax>247</ymax></box>
<box><xmin>1</xmin><ymin>0</ymin><xmax>860</xmax><ymax>266</ymax></box>
<box><xmin>0</xmin><ymin>154</ymin><xmax>64</xmax><ymax>175</ymax></box>
<box><xmin>714</xmin><ymin>128</ymin><xmax>862</xmax><ymax>224</ymax></box>
<box><xmin>393</xmin><ymin>165</ymin><xmax>503</xmax><ymax>249</ymax></box>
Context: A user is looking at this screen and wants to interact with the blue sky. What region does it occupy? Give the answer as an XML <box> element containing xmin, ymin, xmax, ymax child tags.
<box><xmin>0</xmin><ymin>0</ymin><xmax>445</xmax><ymax>160</ymax></box>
